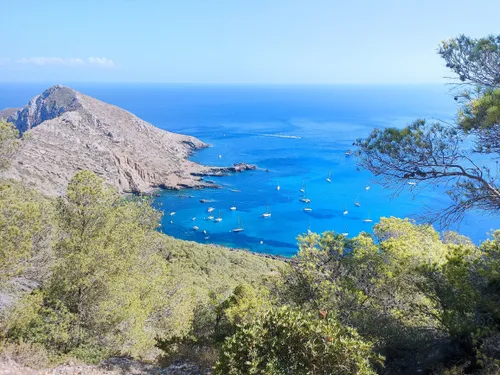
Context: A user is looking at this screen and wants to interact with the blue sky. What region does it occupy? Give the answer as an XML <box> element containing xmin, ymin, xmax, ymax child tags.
<box><xmin>0</xmin><ymin>0</ymin><xmax>498</xmax><ymax>84</ymax></box>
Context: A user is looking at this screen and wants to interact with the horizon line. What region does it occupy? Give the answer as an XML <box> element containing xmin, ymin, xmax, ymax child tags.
<box><xmin>0</xmin><ymin>80</ymin><xmax>449</xmax><ymax>86</ymax></box>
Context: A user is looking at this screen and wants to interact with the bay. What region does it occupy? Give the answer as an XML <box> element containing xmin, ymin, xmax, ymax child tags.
<box><xmin>1</xmin><ymin>83</ymin><xmax>498</xmax><ymax>256</ymax></box>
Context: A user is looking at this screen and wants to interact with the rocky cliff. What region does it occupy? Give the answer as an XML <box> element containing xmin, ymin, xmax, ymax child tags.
<box><xmin>1</xmin><ymin>85</ymin><xmax>253</xmax><ymax>196</ymax></box>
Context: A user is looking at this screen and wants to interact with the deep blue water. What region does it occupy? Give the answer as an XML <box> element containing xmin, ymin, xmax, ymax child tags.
<box><xmin>1</xmin><ymin>83</ymin><xmax>499</xmax><ymax>256</ymax></box>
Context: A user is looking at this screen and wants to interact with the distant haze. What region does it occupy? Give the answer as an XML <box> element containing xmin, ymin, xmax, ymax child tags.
<box><xmin>0</xmin><ymin>0</ymin><xmax>498</xmax><ymax>84</ymax></box>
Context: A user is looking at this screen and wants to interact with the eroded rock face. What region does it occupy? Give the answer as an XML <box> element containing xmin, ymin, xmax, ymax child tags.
<box><xmin>8</xmin><ymin>85</ymin><xmax>83</xmax><ymax>134</ymax></box>
<box><xmin>0</xmin><ymin>108</ymin><xmax>19</xmax><ymax>121</ymax></box>
<box><xmin>1</xmin><ymin>85</ymin><xmax>252</xmax><ymax>196</ymax></box>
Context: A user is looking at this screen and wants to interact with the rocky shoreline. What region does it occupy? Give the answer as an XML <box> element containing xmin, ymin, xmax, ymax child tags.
<box><xmin>0</xmin><ymin>85</ymin><xmax>256</xmax><ymax>196</ymax></box>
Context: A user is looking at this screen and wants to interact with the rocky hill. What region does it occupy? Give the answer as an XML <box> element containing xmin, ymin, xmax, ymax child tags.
<box><xmin>1</xmin><ymin>85</ymin><xmax>253</xmax><ymax>196</ymax></box>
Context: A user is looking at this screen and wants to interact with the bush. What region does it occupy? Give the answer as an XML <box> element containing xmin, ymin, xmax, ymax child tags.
<box><xmin>214</xmin><ymin>306</ymin><xmax>381</xmax><ymax>375</ymax></box>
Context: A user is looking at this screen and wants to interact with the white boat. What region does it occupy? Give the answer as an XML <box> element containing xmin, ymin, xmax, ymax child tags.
<box><xmin>299</xmin><ymin>187</ymin><xmax>311</xmax><ymax>203</ymax></box>
<box><xmin>193</xmin><ymin>226</ymin><xmax>199</xmax><ymax>231</ymax></box>
<box><xmin>354</xmin><ymin>197</ymin><xmax>360</xmax><ymax>207</ymax></box>
<box><xmin>365</xmin><ymin>186</ymin><xmax>371</xmax><ymax>191</ymax></box>
<box><xmin>218</xmin><ymin>154</ymin><xmax>222</xmax><ymax>159</ymax></box>
<box><xmin>233</xmin><ymin>217</ymin><xmax>244</xmax><ymax>232</ymax></box>
<box><xmin>230</xmin><ymin>203</ymin><xmax>237</xmax><ymax>211</ymax></box>
<box><xmin>207</xmin><ymin>215</ymin><xmax>214</xmax><ymax>220</ymax></box>
<box><xmin>214</xmin><ymin>210</ymin><xmax>223</xmax><ymax>222</ymax></box>
<box><xmin>363</xmin><ymin>210</ymin><xmax>373</xmax><ymax>223</ymax></box>
<box><xmin>276</xmin><ymin>184</ymin><xmax>281</xmax><ymax>191</ymax></box>
<box><xmin>207</xmin><ymin>207</ymin><xmax>215</xmax><ymax>213</ymax></box>
<box><xmin>343</xmin><ymin>210</ymin><xmax>348</xmax><ymax>215</ymax></box>
<box><xmin>303</xmin><ymin>207</ymin><xmax>312</xmax><ymax>212</ymax></box>
<box><xmin>408</xmin><ymin>181</ymin><xmax>417</xmax><ymax>186</ymax></box>
<box><xmin>345</xmin><ymin>149</ymin><xmax>353</xmax><ymax>156</ymax></box>
<box><xmin>170</xmin><ymin>211</ymin><xmax>176</xmax><ymax>216</ymax></box>
<box><xmin>262</xmin><ymin>204</ymin><xmax>272</xmax><ymax>218</ymax></box>
<box><xmin>299</xmin><ymin>182</ymin><xmax>306</xmax><ymax>193</ymax></box>
<box><xmin>191</xmin><ymin>217</ymin><xmax>196</xmax><ymax>221</ymax></box>
<box><xmin>204</xmin><ymin>236</ymin><xmax>210</xmax><ymax>240</ymax></box>
<box><xmin>203</xmin><ymin>230</ymin><xmax>207</xmax><ymax>234</ymax></box>
<box><xmin>326</xmin><ymin>171</ymin><xmax>332</xmax><ymax>183</ymax></box>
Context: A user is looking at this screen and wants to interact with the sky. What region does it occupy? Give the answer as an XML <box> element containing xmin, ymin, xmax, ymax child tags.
<box><xmin>0</xmin><ymin>0</ymin><xmax>498</xmax><ymax>84</ymax></box>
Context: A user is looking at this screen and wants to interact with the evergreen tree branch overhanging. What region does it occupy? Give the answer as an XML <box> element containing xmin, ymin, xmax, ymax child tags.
<box><xmin>355</xmin><ymin>35</ymin><xmax>500</xmax><ymax>225</ymax></box>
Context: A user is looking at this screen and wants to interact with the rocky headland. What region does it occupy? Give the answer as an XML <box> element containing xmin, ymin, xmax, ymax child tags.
<box><xmin>1</xmin><ymin>85</ymin><xmax>255</xmax><ymax>196</ymax></box>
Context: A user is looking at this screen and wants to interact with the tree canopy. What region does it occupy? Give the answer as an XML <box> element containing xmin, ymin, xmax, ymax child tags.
<box><xmin>356</xmin><ymin>34</ymin><xmax>500</xmax><ymax>224</ymax></box>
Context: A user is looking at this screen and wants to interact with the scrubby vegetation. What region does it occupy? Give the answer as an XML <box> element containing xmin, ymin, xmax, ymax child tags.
<box><xmin>0</xmin><ymin>168</ymin><xmax>283</xmax><ymax>368</ymax></box>
<box><xmin>2</xmin><ymin>167</ymin><xmax>499</xmax><ymax>374</ymax></box>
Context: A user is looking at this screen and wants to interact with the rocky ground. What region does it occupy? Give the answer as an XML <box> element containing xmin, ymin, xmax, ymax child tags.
<box><xmin>1</xmin><ymin>85</ymin><xmax>254</xmax><ymax>196</ymax></box>
<box><xmin>0</xmin><ymin>357</ymin><xmax>205</xmax><ymax>375</ymax></box>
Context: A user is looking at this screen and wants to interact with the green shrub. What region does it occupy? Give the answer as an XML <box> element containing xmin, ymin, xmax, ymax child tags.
<box><xmin>214</xmin><ymin>306</ymin><xmax>381</xmax><ymax>375</ymax></box>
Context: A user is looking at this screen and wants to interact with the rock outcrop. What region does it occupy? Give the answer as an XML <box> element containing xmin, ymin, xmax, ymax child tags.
<box><xmin>1</xmin><ymin>85</ymin><xmax>254</xmax><ymax>196</ymax></box>
<box><xmin>0</xmin><ymin>108</ymin><xmax>19</xmax><ymax>121</ymax></box>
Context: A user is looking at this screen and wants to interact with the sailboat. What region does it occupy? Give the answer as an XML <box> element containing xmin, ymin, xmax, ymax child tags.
<box><xmin>214</xmin><ymin>210</ymin><xmax>223</xmax><ymax>222</ymax></box>
<box><xmin>299</xmin><ymin>187</ymin><xmax>311</xmax><ymax>203</ymax></box>
<box><xmin>341</xmin><ymin>225</ymin><xmax>349</xmax><ymax>236</ymax></box>
<box><xmin>362</xmin><ymin>210</ymin><xmax>373</xmax><ymax>223</ymax></box>
<box><xmin>326</xmin><ymin>171</ymin><xmax>332</xmax><ymax>183</ymax></box>
<box><xmin>354</xmin><ymin>197</ymin><xmax>361</xmax><ymax>207</ymax></box>
<box><xmin>262</xmin><ymin>204</ymin><xmax>272</xmax><ymax>218</ymax></box>
<box><xmin>230</xmin><ymin>202</ymin><xmax>237</xmax><ymax>211</ymax></box>
<box><xmin>233</xmin><ymin>217</ymin><xmax>244</xmax><ymax>232</ymax></box>
<box><xmin>343</xmin><ymin>205</ymin><xmax>349</xmax><ymax>215</ymax></box>
<box><xmin>299</xmin><ymin>182</ymin><xmax>306</xmax><ymax>193</ymax></box>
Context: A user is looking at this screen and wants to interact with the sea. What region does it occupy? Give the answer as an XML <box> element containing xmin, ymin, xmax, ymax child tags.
<box><xmin>1</xmin><ymin>83</ymin><xmax>499</xmax><ymax>257</ymax></box>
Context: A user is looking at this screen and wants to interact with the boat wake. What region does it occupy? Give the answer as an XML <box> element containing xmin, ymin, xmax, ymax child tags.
<box><xmin>258</xmin><ymin>133</ymin><xmax>302</xmax><ymax>139</ymax></box>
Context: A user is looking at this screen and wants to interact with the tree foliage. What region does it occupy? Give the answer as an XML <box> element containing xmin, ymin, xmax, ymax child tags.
<box><xmin>46</xmin><ymin>170</ymin><xmax>170</xmax><ymax>357</ymax></box>
<box><xmin>0</xmin><ymin>181</ymin><xmax>52</xmax><ymax>281</ymax></box>
<box><xmin>356</xmin><ymin>120</ymin><xmax>500</xmax><ymax>224</ymax></box>
<box><xmin>0</xmin><ymin>170</ymin><xmax>282</xmax><ymax>367</ymax></box>
<box><xmin>356</xmin><ymin>34</ymin><xmax>500</xmax><ymax>224</ymax></box>
<box><xmin>280</xmin><ymin>218</ymin><xmax>448</xmax><ymax>350</ymax></box>
<box><xmin>439</xmin><ymin>35</ymin><xmax>500</xmax><ymax>87</ymax></box>
<box><xmin>459</xmin><ymin>88</ymin><xmax>500</xmax><ymax>154</ymax></box>
<box><xmin>214</xmin><ymin>306</ymin><xmax>379</xmax><ymax>375</ymax></box>
<box><xmin>277</xmin><ymin>220</ymin><xmax>500</xmax><ymax>373</ymax></box>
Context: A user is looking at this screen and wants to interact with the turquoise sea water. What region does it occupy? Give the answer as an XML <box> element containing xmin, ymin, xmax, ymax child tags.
<box><xmin>1</xmin><ymin>84</ymin><xmax>499</xmax><ymax>256</ymax></box>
